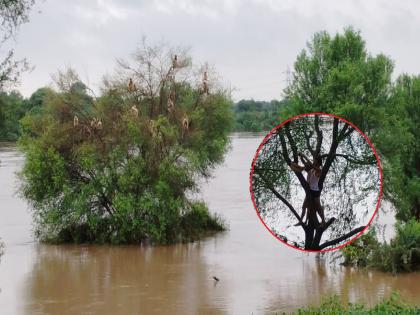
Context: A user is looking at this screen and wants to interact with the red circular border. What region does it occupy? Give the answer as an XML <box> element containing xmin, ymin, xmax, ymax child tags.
<box><xmin>249</xmin><ymin>112</ymin><xmax>383</xmax><ymax>253</ymax></box>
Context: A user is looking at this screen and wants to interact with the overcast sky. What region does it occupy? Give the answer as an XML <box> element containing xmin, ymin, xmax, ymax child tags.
<box><xmin>10</xmin><ymin>0</ymin><xmax>420</xmax><ymax>101</ymax></box>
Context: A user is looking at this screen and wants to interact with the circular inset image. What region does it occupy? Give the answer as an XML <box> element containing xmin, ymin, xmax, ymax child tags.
<box><xmin>250</xmin><ymin>113</ymin><xmax>382</xmax><ymax>252</ymax></box>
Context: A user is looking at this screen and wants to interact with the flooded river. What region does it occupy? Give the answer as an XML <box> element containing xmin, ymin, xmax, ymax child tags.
<box><xmin>0</xmin><ymin>135</ymin><xmax>419</xmax><ymax>314</ymax></box>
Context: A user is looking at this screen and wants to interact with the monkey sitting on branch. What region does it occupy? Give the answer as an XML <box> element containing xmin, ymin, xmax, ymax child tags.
<box><xmin>167</xmin><ymin>91</ymin><xmax>175</xmax><ymax>113</ymax></box>
<box><xmin>128</xmin><ymin>78</ymin><xmax>136</xmax><ymax>92</ymax></box>
<box><xmin>130</xmin><ymin>105</ymin><xmax>139</xmax><ymax>117</ymax></box>
<box><xmin>172</xmin><ymin>54</ymin><xmax>178</xmax><ymax>69</ymax></box>
<box><xmin>202</xmin><ymin>71</ymin><xmax>209</xmax><ymax>94</ymax></box>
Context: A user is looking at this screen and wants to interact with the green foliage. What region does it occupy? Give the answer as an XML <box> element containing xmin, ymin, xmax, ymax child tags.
<box><xmin>341</xmin><ymin>229</ymin><xmax>380</xmax><ymax>267</ymax></box>
<box><xmin>0</xmin><ymin>88</ymin><xmax>50</xmax><ymax>141</ymax></box>
<box><xmin>19</xmin><ymin>45</ymin><xmax>233</xmax><ymax>245</ymax></box>
<box><xmin>377</xmin><ymin>75</ymin><xmax>420</xmax><ymax>222</ymax></box>
<box><xmin>0</xmin><ymin>91</ymin><xmax>25</xmax><ymax>141</ymax></box>
<box><xmin>292</xmin><ymin>292</ymin><xmax>419</xmax><ymax>315</ymax></box>
<box><xmin>0</xmin><ymin>0</ymin><xmax>35</xmax><ymax>90</ymax></box>
<box><xmin>233</xmin><ymin>99</ymin><xmax>287</xmax><ymax>131</ymax></box>
<box><xmin>342</xmin><ymin>220</ymin><xmax>420</xmax><ymax>273</ymax></box>
<box><xmin>372</xmin><ymin>220</ymin><xmax>420</xmax><ymax>273</ymax></box>
<box><xmin>283</xmin><ymin>27</ymin><xmax>420</xmax><ymax>224</ymax></box>
<box><xmin>283</xmin><ymin>27</ymin><xmax>393</xmax><ymax>133</ymax></box>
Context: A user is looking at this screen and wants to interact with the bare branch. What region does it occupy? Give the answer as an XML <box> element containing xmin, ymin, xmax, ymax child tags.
<box><xmin>318</xmin><ymin>225</ymin><xmax>365</xmax><ymax>249</ymax></box>
<box><xmin>320</xmin><ymin>153</ymin><xmax>376</xmax><ymax>166</ymax></box>
<box><xmin>279</xmin><ymin>130</ymin><xmax>310</xmax><ymax>192</ymax></box>
<box><xmin>314</xmin><ymin>115</ymin><xmax>323</xmax><ymax>156</ymax></box>
<box><xmin>254</xmin><ymin>169</ymin><xmax>304</xmax><ymax>225</ymax></box>
<box><xmin>318</xmin><ymin>118</ymin><xmax>339</xmax><ymax>190</ymax></box>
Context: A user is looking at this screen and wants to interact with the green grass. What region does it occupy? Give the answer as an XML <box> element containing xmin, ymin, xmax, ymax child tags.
<box><xmin>284</xmin><ymin>292</ymin><xmax>419</xmax><ymax>315</ymax></box>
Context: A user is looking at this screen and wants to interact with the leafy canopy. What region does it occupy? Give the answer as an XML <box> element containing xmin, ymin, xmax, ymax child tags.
<box><xmin>19</xmin><ymin>42</ymin><xmax>233</xmax><ymax>244</ymax></box>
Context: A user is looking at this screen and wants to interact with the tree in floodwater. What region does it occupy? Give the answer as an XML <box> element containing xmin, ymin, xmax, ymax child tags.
<box><xmin>19</xmin><ymin>41</ymin><xmax>233</xmax><ymax>244</ymax></box>
<box><xmin>252</xmin><ymin>114</ymin><xmax>379</xmax><ymax>250</ymax></box>
<box><xmin>380</xmin><ymin>75</ymin><xmax>420</xmax><ymax>222</ymax></box>
<box><xmin>279</xmin><ymin>27</ymin><xmax>419</xmax><ymax>267</ymax></box>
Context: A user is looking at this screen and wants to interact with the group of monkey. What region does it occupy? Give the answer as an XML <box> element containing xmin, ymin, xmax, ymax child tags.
<box><xmin>73</xmin><ymin>54</ymin><xmax>209</xmax><ymax>140</ymax></box>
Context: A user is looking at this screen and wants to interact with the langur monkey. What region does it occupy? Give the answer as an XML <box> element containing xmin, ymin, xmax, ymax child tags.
<box><xmin>73</xmin><ymin>115</ymin><xmax>79</xmax><ymax>127</ymax></box>
<box><xmin>203</xmin><ymin>71</ymin><xmax>209</xmax><ymax>94</ymax></box>
<box><xmin>182</xmin><ymin>116</ymin><xmax>189</xmax><ymax>131</ymax></box>
<box><xmin>130</xmin><ymin>105</ymin><xmax>139</xmax><ymax>117</ymax></box>
<box><xmin>90</xmin><ymin>117</ymin><xmax>102</xmax><ymax>130</ymax></box>
<box><xmin>172</xmin><ymin>54</ymin><xmax>178</xmax><ymax>69</ymax></box>
<box><xmin>90</xmin><ymin>118</ymin><xmax>97</xmax><ymax>128</ymax></box>
<box><xmin>128</xmin><ymin>78</ymin><xmax>136</xmax><ymax>92</ymax></box>
<box><xmin>167</xmin><ymin>90</ymin><xmax>175</xmax><ymax>113</ymax></box>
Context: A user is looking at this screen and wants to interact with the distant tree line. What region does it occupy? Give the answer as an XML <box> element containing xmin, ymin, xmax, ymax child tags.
<box><xmin>233</xmin><ymin>99</ymin><xmax>288</xmax><ymax>132</ymax></box>
<box><xmin>0</xmin><ymin>88</ymin><xmax>49</xmax><ymax>141</ymax></box>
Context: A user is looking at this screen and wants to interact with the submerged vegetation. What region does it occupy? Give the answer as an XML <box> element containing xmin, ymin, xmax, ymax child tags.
<box><xmin>342</xmin><ymin>220</ymin><xmax>420</xmax><ymax>273</ymax></box>
<box><xmin>290</xmin><ymin>292</ymin><xmax>419</xmax><ymax>315</ymax></box>
<box><xmin>18</xmin><ymin>42</ymin><xmax>232</xmax><ymax>244</ymax></box>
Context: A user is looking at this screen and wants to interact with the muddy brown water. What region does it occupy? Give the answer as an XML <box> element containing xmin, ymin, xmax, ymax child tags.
<box><xmin>0</xmin><ymin>135</ymin><xmax>419</xmax><ymax>315</ymax></box>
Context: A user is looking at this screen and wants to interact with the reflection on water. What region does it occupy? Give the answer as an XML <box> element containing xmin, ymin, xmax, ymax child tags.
<box><xmin>0</xmin><ymin>137</ymin><xmax>419</xmax><ymax>314</ymax></box>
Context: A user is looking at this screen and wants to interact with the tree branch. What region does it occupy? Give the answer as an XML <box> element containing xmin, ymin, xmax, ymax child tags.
<box><xmin>284</xmin><ymin>123</ymin><xmax>298</xmax><ymax>163</ymax></box>
<box><xmin>318</xmin><ymin>118</ymin><xmax>339</xmax><ymax>190</ymax></box>
<box><xmin>303</xmin><ymin>129</ymin><xmax>315</xmax><ymax>156</ymax></box>
<box><xmin>337</xmin><ymin>124</ymin><xmax>353</xmax><ymax>142</ymax></box>
<box><xmin>318</xmin><ymin>225</ymin><xmax>365</xmax><ymax>250</ymax></box>
<box><xmin>320</xmin><ymin>153</ymin><xmax>376</xmax><ymax>166</ymax></box>
<box><xmin>279</xmin><ymin>130</ymin><xmax>310</xmax><ymax>192</ymax></box>
<box><xmin>314</xmin><ymin>115</ymin><xmax>323</xmax><ymax>157</ymax></box>
<box><xmin>254</xmin><ymin>169</ymin><xmax>304</xmax><ymax>225</ymax></box>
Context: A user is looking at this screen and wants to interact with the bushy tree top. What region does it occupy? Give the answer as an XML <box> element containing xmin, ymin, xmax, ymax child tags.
<box><xmin>19</xmin><ymin>42</ymin><xmax>233</xmax><ymax>244</ymax></box>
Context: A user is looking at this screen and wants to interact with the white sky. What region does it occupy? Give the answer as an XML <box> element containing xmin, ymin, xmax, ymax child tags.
<box><xmin>9</xmin><ymin>0</ymin><xmax>420</xmax><ymax>101</ymax></box>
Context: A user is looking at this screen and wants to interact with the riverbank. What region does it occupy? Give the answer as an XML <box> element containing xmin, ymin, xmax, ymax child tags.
<box><xmin>292</xmin><ymin>292</ymin><xmax>419</xmax><ymax>314</ymax></box>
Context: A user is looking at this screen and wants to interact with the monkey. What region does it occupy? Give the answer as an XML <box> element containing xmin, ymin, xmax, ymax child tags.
<box><xmin>149</xmin><ymin>119</ymin><xmax>157</xmax><ymax>137</ymax></box>
<box><xmin>90</xmin><ymin>117</ymin><xmax>102</xmax><ymax>130</ymax></box>
<box><xmin>130</xmin><ymin>105</ymin><xmax>139</xmax><ymax>117</ymax></box>
<box><xmin>90</xmin><ymin>117</ymin><xmax>97</xmax><ymax>128</ymax></box>
<box><xmin>167</xmin><ymin>90</ymin><xmax>175</xmax><ymax>113</ymax></box>
<box><xmin>128</xmin><ymin>78</ymin><xmax>136</xmax><ymax>92</ymax></box>
<box><xmin>73</xmin><ymin>115</ymin><xmax>79</xmax><ymax>127</ymax></box>
<box><xmin>96</xmin><ymin>120</ymin><xmax>102</xmax><ymax>130</ymax></box>
<box><xmin>172</xmin><ymin>54</ymin><xmax>178</xmax><ymax>69</ymax></box>
<box><xmin>182</xmin><ymin>116</ymin><xmax>189</xmax><ymax>131</ymax></box>
<box><xmin>203</xmin><ymin>71</ymin><xmax>209</xmax><ymax>94</ymax></box>
<box><xmin>167</xmin><ymin>98</ymin><xmax>174</xmax><ymax>113</ymax></box>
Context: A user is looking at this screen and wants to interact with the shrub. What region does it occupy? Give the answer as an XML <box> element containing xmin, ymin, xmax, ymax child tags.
<box><xmin>293</xmin><ymin>292</ymin><xmax>419</xmax><ymax>315</ymax></box>
<box><xmin>341</xmin><ymin>220</ymin><xmax>420</xmax><ymax>273</ymax></box>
